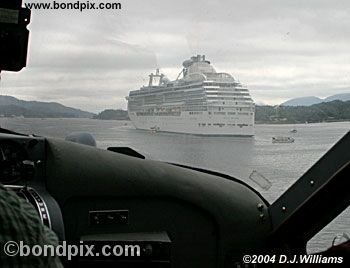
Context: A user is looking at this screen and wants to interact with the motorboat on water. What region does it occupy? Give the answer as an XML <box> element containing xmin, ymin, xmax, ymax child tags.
<box><xmin>272</xmin><ymin>136</ymin><xmax>295</xmax><ymax>143</ymax></box>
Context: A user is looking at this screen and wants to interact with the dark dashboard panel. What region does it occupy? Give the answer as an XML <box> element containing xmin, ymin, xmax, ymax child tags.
<box><xmin>0</xmin><ymin>134</ymin><xmax>272</xmax><ymax>267</ymax></box>
<box><xmin>45</xmin><ymin>138</ymin><xmax>272</xmax><ymax>267</ymax></box>
<box><xmin>63</xmin><ymin>197</ymin><xmax>217</xmax><ymax>267</ymax></box>
<box><xmin>0</xmin><ymin>134</ymin><xmax>65</xmax><ymax>240</ymax></box>
<box><xmin>0</xmin><ymin>140</ymin><xmax>29</xmax><ymax>183</ymax></box>
<box><xmin>0</xmin><ymin>134</ymin><xmax>46</xmax><ymax>184</ymax></box>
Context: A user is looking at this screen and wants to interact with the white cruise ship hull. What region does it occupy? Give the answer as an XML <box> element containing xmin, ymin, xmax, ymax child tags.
<box><xmin>129</xmin><ymin>112</ymin><xmax>254</xmax><ymax>136</ymax></box>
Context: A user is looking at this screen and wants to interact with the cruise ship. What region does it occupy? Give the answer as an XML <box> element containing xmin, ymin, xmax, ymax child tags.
<box><xmin>126</xmin><ymin>55</ymin><xmax>255</xmax><ymax>136</ymax></box>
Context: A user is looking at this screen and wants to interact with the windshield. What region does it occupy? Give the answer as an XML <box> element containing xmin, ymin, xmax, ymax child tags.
<box><xmin>1</xmin><ymin>0</ymin><xmax>349</xmax><ymax>200</ymax></box>
<box><xmin>0</xmin><ymin>0</ymin><xmax>349</xmax><ymax>238</ymax></box>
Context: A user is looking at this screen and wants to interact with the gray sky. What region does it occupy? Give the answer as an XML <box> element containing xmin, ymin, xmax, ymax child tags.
<box><xmin>1</xmin><ymin>0</ymin><xmax>350</xmax><ymax>112</ymax></box>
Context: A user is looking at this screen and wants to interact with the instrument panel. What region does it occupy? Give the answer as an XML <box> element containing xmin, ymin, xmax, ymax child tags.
<box><xmin>5</xmin><ymin>185</ymin><xmax>52</xmax><ymax>228</ymax></box>
<box><xmin>0</xmin><ymin>134</ymin><xmax>65</xmax><ymax>241</ymax></box>
<box><xmin>0</xmin><ymin>140</ymin><xmax>29</xmax><ymax>184</ymax></box>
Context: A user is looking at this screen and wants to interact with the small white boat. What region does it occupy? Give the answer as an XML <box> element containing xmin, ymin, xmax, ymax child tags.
<box><xmin>272</xmin><ymin>136</ymin><xmax>295</xmax><ymax>143</ymax></box>
<box><xmin>150</xmin><ymin>126</ymin><xmax>160</xmax><ymax>133</ymax></box>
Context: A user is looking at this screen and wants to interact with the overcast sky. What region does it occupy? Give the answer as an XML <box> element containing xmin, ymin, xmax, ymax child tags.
<box><xmin>1</xmin><ymin>0</ymin><xmax>350</xmax><ymax>112</ymax></box>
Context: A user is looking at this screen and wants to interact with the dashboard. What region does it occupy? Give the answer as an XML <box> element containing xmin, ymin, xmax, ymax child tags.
<box><xmin>0</xmin><ymin>132</ymin><xmax>272</xmax><ymax>267</ymax></box>
<box><xmin>0</xmin><ymin>140</ymin><xmax>32</xmax><ymax>184</ymax></box>
<box><xmin>0</xmin><ymin>134</ymin><xmax>65</xmax><ymax>241</ymax></box>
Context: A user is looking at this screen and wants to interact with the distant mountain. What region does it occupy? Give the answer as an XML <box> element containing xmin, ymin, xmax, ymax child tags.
<box><xmin>0</xmin><ymin>95</ymin><xmax>94</xmax><ymax>118</ymax></box>
<box><xmin>281</xmin><ymin>93</ymin><xmax>350</xmax><ymax>106</ymax></box>
<box><xmin>93</xmin><ymin>109</ymin><xmax>129</xmax><ymax>120</ymax></box>
<box><xmin>256</xmin><ymin>100</ymin><xmax>350</xmax><ymax>123</ymax></box>
<box><xmin>281</xmin><ymin>96</ymin><xmax>323</xmax><ymax>106</ymax></box>
<box><xmin>324</xmin><ymin>93</ymin><xmax>350</xmax><ymax>102</ymax></box>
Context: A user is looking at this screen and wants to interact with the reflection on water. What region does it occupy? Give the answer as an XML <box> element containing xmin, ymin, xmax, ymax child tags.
<box><xmin>0</xmin><ymin>118</ymin><xmax>349</xmax><ymax>252</ymax></box>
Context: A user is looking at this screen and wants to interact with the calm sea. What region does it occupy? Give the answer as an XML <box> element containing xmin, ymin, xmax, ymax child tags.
<box><xmin>1</xmin><ymin>118</ymin><xmax>349</xmax><ymax>253</ymax></box>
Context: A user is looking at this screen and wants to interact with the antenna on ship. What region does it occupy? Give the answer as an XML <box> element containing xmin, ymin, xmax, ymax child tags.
<box><xmin>148</xmin><ymin>72</ymin><xmax>154</xmax><ymax>86</ymax></box>
<box><xmin>148</xmin><ymin>68</ymin><xmax>164</xmax><ymax>86</ymax></box>
<box><xmin>176</xmin><ymin>69</ymin><xmax>184</xmax><ymax>81</ymax></box>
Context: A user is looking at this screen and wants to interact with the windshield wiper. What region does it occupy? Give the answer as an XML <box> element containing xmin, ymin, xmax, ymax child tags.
<box><xmin>0</xmin><ymin>127</ymin><xmax>28</xmax><ymax>136</ymax></box>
